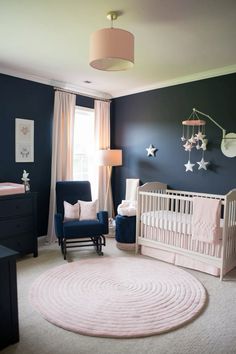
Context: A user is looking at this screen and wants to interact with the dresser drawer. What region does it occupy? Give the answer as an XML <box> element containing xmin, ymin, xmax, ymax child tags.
<box><xmin>0</xmin><ymin>198</ymin><xmax>33</xmax><ymax>218</ymax></box>
<box><xmin>0</xmin><ymin>234</ymin><xmax>35</xmax><ymax>255</ymax></box>
<box><xmin>0</xmin><ymin>217</ymin><xmax>33</xmax><ymax>239</ymax></box>
<box><xmin>0</xmin><ymin>193</ymin><xmax>37</xmax><ymax>257</ymax></box>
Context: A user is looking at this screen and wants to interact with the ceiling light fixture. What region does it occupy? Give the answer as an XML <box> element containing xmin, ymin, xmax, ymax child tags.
<box><xmin>89</xmin><ymin>11</ymin><xmax>134</xmax><ymax>71</ymax></box>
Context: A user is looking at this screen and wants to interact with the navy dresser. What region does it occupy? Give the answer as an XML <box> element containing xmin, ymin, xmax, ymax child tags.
<box><xmin>0</xmin><ymin>245</ymin><xmax>19</xmax><ymax>349</ymax></box>
<box><xmin>0</xmin><ymin>193</ymin><xmax>38</xmax><ymax>257</ymax></box>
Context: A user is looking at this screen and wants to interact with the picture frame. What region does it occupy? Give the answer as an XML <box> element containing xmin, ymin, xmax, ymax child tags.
<box><xmin>15</xmin><ymin>118</ymin><xmax>34</xmax><ymax>163</ymax></box>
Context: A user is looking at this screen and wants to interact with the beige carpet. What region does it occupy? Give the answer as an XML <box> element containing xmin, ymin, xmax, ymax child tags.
<box><xmin>2</xmin><ymin>237</ymin><xmax>236</xmax><ymax>354</ymax></box>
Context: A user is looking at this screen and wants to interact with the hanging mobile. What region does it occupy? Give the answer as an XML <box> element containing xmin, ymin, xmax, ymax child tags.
<box><xmin>182</xmin><ymin>110</ymin><xmax>209</xmax><ymax>172</ymax></box>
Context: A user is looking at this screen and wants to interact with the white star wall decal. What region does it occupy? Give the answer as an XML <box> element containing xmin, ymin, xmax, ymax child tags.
<box><xmin>184</xmin><ymin>160</ymin><xmax>195</xmax><ymax>172</ymax></box>
<box><xmin>146</xmin><ymin>144</ymin><xmax>158</xmax><ymax>157</ymax></box>
<box><xmin>197</xmin><ymin>158</ymin><xmax>209</xmax><ymax>170</ymax></box>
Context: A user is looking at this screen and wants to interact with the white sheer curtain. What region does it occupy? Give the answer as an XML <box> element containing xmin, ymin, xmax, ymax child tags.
<box><xmin>47</xmin><ymin>91</ymin><xmax>76</xmax><ymax>242</ymax></box>
<box><xmin>94</xmin><ymin>100</ymin><xmax>113</xmax><ymax>217</ymax></box>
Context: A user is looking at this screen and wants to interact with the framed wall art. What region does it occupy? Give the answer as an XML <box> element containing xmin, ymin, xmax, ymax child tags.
<box><xmin>15</xmin><ymin>118</ymin><xmax>34</xmax><ymax>163</ymax></box>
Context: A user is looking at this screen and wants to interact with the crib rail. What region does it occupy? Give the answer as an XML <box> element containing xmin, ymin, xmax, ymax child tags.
<box><xmin>138</xmin><ymin>181</ymin><xmax>167</xmax><ymax>193</ymax></box>
<box><xmin>221</xmin><ymin>189</ymin><xmax>236</xmax><ymax>279</ymax></box>
<box><xmin>166</xmin><ymin>189</ymin><xmax>225</xmax><ymax>201</ymax></box>
<box><xmin>136</xmin><ymin>182</ymin><xmax>236</xmax><ymax>279</ymax></box>
<box><xmin>138</xmin><ymin>191</ymin><xmax>225</xmax><ymax>215</ymax></box>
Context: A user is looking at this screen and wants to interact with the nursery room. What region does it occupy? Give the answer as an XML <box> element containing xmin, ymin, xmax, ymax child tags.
<box><xmin>0</xmin><ymin>1</ymin><xmax>236</xmax><ymax>354</ymax></box>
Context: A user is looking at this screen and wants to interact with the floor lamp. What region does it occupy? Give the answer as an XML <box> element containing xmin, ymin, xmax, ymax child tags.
<box><xmin>97</xmin><ymin>149</ymin><xmax>122</xmax><ymax>215</ymax></box>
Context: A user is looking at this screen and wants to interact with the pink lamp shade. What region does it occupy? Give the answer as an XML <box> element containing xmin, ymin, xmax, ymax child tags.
<box><xmin>98</xmin><ymin>149</ymin><xmax>122</xmax><ymax>166</ymax></box>
<box><xmin>89</xmin><ymin>28</ymin><xmax>134</xmax><ymax>71</ymax></box>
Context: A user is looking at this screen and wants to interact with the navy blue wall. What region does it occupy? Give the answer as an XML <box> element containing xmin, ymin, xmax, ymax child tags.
<box><xmin>0</xmin><ymin>74</ymin><xmax>54</xmax><ymax>236</ymax></box>
<box><xmin>111</xmin><ymin>73</ymin><xmax>236</xmax><ymax>210</ymax></box>
<box><xmin>1</xmin><ymin>72</ymin><xmax>235</xmax><ymax>233</ymax></box>
<box><xmin>76</xmin><ymin>94</ymin><xmax>94</xmax><ymax>109</ymax></box>
<box><xmin>0</xmin><ymin>74</ymin><xmax>95</xmax><ymax>237</ymax></box>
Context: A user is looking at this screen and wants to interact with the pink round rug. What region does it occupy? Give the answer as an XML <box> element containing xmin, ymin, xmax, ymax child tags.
<box><xmin>29</xmin><ymin>257</ymin><xmax>207</xmax><ymax>338</ymax></box>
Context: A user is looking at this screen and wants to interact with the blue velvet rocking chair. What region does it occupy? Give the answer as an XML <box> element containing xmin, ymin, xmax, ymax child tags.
<box><xmin>54</xmin><ymin>181</ymin><xmax>108</xmax><ymax>260</ymax></box>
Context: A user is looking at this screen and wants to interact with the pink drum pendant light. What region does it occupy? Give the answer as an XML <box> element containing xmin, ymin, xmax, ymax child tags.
<box><xmin>89</xmin><ymin>11</ymin><xmax>134</xmax><ymax>71</ymax></box>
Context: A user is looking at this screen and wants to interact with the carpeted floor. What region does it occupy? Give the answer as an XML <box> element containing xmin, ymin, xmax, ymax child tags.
<box><xmin>2</xmin><ymin>237</ymin><xmax>236</xmax><ymax>354</ymax></box>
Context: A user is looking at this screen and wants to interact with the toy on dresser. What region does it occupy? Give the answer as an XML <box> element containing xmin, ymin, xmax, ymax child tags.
<box><xmin>21</xmin><ymin>170</ymin><xmax>30</xmax><ymax>192</ymax></box>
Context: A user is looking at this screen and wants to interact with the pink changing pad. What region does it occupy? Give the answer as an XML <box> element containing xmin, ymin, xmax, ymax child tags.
<box><xmin>0</xmin><ymin>182</ymin><xmax>25</xmax><ymax>196</ymax></box>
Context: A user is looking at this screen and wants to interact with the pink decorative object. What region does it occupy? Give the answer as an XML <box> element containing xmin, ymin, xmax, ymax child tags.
<box><xmin>192</xmin><ymin>197</ymin><xmax>221</xmax><ymax>243</ymax></box>
<box><xmin>89</xmin><ymin>11</ymin><xmax>134</xmax><ymax>72</ymax></box>
<box><xmin>0</xmin><ymin>182</ymin><xmax>25</xmax><ymax>196</ymax></box>
<box><xmin>29</xmin><ymin>257</ymin><xmax>206</xmax><ymax>338</ymax></box>
<box><xmin>63</xmin><ymin>201</ymin><xmax>80</xmax><ymax>221</ymax></box>
<box><xmin>78</xmin><ymin>200</ymin><xmax>98</xmax><ymax>221</ymax></box>
<box><xmin>90</xmin><ymin>28</ymin><xmax>134</xmax><ymax>71</ymax></box>
<box><xmin>182</xmin><ymin>119</ymin><xmax>206</xmax><ymax>126</ymax></box>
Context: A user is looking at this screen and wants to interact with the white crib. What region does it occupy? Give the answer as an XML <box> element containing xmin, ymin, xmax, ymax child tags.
<box><xmin>136</xmin><ymin>182</ymin><xmax>236</xmax><ymax>280</ymax></box>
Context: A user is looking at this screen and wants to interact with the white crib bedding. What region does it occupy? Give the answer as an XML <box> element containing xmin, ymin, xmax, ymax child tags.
<box><xmin>141</xmin><ymin>210</ymin><xmax>223</xmax><ymax>258</ymax></box>
<box><xmin>141</xmin><ymin>210</ymin><xmax>224</xmax><ymax>237</ymax></box>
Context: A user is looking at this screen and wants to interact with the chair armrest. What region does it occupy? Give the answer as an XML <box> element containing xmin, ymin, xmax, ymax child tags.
<box><xmin>54</xmin><ymin>213</ymin><xmax>64</xmax><ymax>238</ymax></box>
<box><xmin>97</xmin><ymin>211</ymin><xmax>109</xmax><ymax>234</ymax></box>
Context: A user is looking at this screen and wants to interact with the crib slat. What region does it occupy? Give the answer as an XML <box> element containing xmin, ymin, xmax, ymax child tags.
<box><xmin>137</xmin><ymin>184</ymin><xmax>236</xmax><ymax>279</ymax></box>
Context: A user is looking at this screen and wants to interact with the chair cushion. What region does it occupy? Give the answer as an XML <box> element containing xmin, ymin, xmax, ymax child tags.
<box><xmin>64</xmin><ymin>201</ymin><xmax>80</xmax><ymax>221</ymax></box>
<box><xmin>78</xmin><ymin>200</ymin><xmax>98</xmax><ymax>221</ymax></box>
<box><xmin>63</xmin><ymin>219</ymin><xmax>105</xmax><ymax>238</ymax></box>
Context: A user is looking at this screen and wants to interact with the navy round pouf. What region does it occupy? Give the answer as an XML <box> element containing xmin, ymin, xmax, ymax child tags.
<box><xmin>115</xmin><ymin>215</ymin><xmax>136</xmax><ymax>250</ymax></box>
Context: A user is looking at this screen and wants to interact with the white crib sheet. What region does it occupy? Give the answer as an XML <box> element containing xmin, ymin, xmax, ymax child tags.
<box><xmin>141</xmin><ymin>210</ymin><xmax>223</xmax><ymax>237</ymax></box>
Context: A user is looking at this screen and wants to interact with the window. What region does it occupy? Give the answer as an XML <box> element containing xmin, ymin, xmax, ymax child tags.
<box><xmin>73</xmin><ymin>106</ymin><xmax>97</xmax><ymax>198</ymax></box>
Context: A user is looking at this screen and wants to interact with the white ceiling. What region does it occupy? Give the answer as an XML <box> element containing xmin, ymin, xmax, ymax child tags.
<box><xmin>0</xmin><ymin>0</ymin><xmax>236</xmax><ymax>99</ymax></box>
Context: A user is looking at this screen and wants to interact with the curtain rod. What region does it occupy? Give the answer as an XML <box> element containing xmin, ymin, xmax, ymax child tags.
<box><xmin>54</xmin><ymin>87</ymin><xmax>111</xmax><ymax>102</ymax></box>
